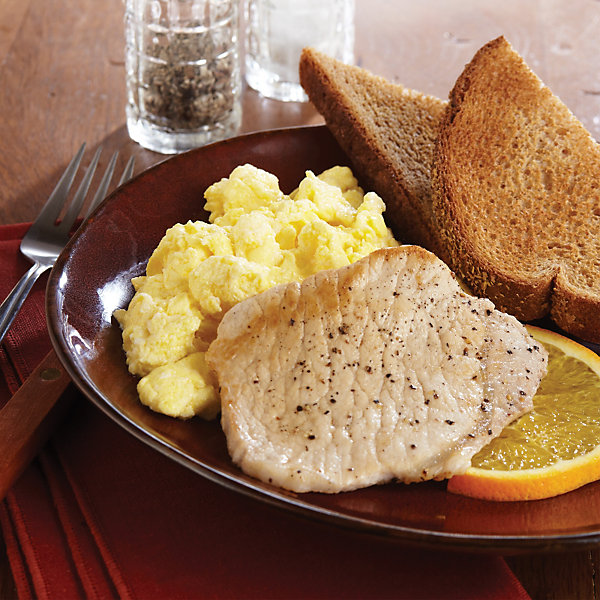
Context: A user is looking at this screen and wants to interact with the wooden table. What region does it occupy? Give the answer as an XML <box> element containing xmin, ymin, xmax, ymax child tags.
<box><xmin>1</xmin><ymin>0</ymin><xmax>599</xmax><ymax>598</ymax></box>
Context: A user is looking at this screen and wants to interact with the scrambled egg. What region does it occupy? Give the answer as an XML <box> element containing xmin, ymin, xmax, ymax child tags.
<box><xmin>115</xmin><ymin>164</ymin><xmax>398</xmax><ymax>419</ymax></box>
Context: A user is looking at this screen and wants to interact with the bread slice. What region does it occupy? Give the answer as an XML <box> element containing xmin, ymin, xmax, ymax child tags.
<box><xmin>299</xmin><ymin>47</ymin><xmax>447</xmax><ymax>255</ymax></box>
<box><xmin>433</xmin><ymin>36</ymin><xmax>600</xmax><ymax>343</ymax></box>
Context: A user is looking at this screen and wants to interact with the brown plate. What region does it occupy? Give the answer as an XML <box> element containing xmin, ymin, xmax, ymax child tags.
<box><xmin>46</xmin><ymin>125</ymin><xmax>600</xmax><ymax>554</ymax></box>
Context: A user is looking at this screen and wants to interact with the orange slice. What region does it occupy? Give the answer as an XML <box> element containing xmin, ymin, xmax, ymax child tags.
<box><xmin>447</xmin><ymin>325</ymin><xmax>600</xmax><ymax>501</ymax></box>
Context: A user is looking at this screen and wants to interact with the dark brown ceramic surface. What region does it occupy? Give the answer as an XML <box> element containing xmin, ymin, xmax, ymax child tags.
<box><xmin>46</xmin><ymin>125</ymin><xmax>600</xmax><ymax>553</ymax></box>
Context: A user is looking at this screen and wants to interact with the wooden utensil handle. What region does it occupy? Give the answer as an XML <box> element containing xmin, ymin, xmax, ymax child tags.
<box><xmin>0</xmin><ymin>349</ymin><xmax>72</xmax><ymax>500</ymax></box>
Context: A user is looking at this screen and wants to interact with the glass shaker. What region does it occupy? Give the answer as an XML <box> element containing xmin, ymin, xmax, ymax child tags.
<box><xmin>244</xmin><ymin>0</ymin><xmax>355</xmax><ymax>103</ymax></box>
<box><xmin>124</xmin><ymin>0</ymin><xmax>242</xmax><ymax>154</ymax></box>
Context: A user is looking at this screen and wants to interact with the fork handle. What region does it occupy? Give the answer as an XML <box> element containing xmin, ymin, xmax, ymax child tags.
<box><xmin>0</xmin><ymin>262</ymin><xmax>51</xmax><ymax>345</ymax></box>
<box><xmin>0</xmin><ymin>349</ymin><xmax>72</xmax><ymax>501</ymax></box>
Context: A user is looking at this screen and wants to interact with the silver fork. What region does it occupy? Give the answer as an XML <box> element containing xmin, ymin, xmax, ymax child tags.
<box><xmin>0</xmin><ymin>143</ymin><xmax>135</xmax><ymax>344</ymax></box>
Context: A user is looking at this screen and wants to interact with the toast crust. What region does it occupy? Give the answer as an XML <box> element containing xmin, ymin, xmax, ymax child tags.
<box><xmin>433</xmin><ymin>36</ymin><xmax>600</xmax><ymax>343</ymax></box>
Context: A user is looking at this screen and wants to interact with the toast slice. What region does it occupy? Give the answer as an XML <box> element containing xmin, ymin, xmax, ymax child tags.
<box><xmin>433</xmin><ymin>36</ymin><xmax>600</xmax><ymax>343</ymax></box>
<box><xmin>299</xmin><ymin>47</ymin><xmax>447</xmax><ymax>255</ymax></box>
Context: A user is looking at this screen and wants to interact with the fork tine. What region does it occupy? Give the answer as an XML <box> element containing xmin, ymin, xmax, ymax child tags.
<box><xmin>117</xmin><ymin>156</ymin><xmax>136</xmax><ymax>187</ymax></box>
<box><xmin>84</xmin><ymin>155</ymin><xmax>135</xmax><ymax>220</ymax></box>
<box><xmin>32</xmin><ymin>143</ymin><xmax>86</xmax><ymax>227</ymax></box>
<box><xmin>57</xmin><ymin>146</ymin><xmax>102</xmax><ymax>233</ymax></box>
<box><xmin>85</xmin><ymin>151</ymin><xmax>119</xmax><ymax>218</ymax></box>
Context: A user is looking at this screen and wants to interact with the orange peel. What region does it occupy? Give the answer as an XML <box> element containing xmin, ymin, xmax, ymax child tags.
<box><xmin>448</xmin><ymin>326</ymin><xmax>600</xmax><ymax>501</ymax></box>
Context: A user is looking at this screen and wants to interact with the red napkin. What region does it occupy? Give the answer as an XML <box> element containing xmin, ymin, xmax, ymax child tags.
<box><xmin>0</xmin><ymin>222</ymin><xmax>531</xmax><ymax>600</ymax></box>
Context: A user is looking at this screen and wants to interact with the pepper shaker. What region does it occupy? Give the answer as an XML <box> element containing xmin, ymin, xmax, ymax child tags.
<box><xmin>124</xmin><ymin>0</ymin><xmax>242</xmax><ymax>154</ymax></box>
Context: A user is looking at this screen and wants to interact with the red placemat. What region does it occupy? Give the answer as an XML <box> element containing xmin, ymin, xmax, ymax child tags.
<box><xmin>0</xmin><ymin>222</ymin><xmax>530</xmax><ymax>599</ymax></box>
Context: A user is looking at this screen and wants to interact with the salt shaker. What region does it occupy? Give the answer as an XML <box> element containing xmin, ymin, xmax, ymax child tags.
<box><xmin>244</xmin><ymin>0</ymin><xmax>355</xmax><ymax>103</ymax></box>
<box><xmin>124</xmin><ymin>0</ymin><xmax>242</xmax><ymax>154</ymax></box>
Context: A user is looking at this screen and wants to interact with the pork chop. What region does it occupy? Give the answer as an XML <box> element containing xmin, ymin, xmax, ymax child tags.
<box><xmin>206</xmin><ymin>246</ymin><xmax>548</xmax><ymax>493</ymax></box>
